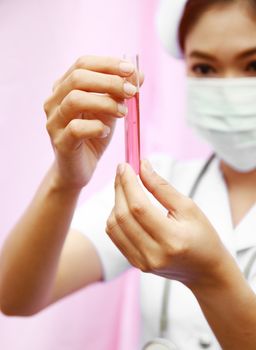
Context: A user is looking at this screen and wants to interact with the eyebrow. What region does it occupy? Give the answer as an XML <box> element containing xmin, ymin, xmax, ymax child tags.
<box><xmin>189</xmin><ymin>51</ymin><xmax>217</xmax><ymax>61</ymax></box>
<box><xmin>237</xmin><ymin>47</ymin><xmax>256</xmax><ymax>59</ymax></box>
<box><xmin>189</xmin><ymin>47</ymin><xmax>256</xmax><ymax>61</ymax></box>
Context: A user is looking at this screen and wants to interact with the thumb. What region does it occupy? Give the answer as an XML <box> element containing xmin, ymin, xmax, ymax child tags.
<box><xmin>140</xmin><ymin>159</ymin><xmax>187</xmax><ymax>213</ymax></box>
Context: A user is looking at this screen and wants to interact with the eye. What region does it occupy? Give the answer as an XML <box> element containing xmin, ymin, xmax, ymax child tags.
<box><xmin>191</xmin><ymin>64</ymin><xmax>216</xmax><ymax>76</ymax></box>
<box><xmin>246</xmin><ymin>60</ymin><xmax>256</xmax><ymax>72</ymax></box>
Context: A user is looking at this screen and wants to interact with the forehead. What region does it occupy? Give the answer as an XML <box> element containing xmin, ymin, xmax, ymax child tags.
<box><xmin>185</xmin><ymin>2</ymin><xmax>256</xmax><ymax>55</ymax></box>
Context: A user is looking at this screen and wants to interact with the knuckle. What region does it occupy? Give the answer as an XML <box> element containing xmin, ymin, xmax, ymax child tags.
<box><xmin>52</xmin><ymin>79</ymin><xmax>60</xmax><ymax>92</ymax></box>
<box><xmin>67</xmin><ymin>119</ymin><xmax>79</xmax><ymax>138</ymax></box>
<box><xmin>51</xmin><ymin>134</ymin><xmax>62</xmax><ymax>151</ymax></box>
<box><xmin>146</xmin><ymin>254</ymin><xmax>163</xmax><ymax>271</ymax></box>
<box><xmin>150</xmin><ymin>178</ymin><xmax>168</xmax><ymax>197</ymax></box>
<box><xmin>139</xmin><ymin>261</ymin><xmax>151</xmax><ymax>273</ymax></box>
<box><xmin>75</xmin><ymin>55</ymin><xmax>92</xmax><ymax>69</ymax></box>
<box><xmin>65</xmin><ymin>90</ymin><xmax>81</xmax><ymax>109</ymax></box>
<box><xmin>166</xmin><ymin>237</ymin><xmax>188</xmax><ymax>258</ymax></box>
<box><xmin>105</xmin><ymin>75</ymin><xmax>117</xmax><ymax>92</ymax></box>
<box><xmin>69</xmin><ymin>69</ymin><xmax>82</xmax><ymax>88</ymax></box>
<box><xmin>57</xmin><ymin>104</ymin><xmax>65</xmax><ymax>120</ymax></box>
<box><xmin>115</xmin><ymin>210</ymin><xmax>129</xmax><ymax>225</ymax></box>
<box><xmin>130</xmin><ymin>202</ymin><xmax>146</xmax><ymax>217</ymax></box>
<box><xmin>75</xmin><ymin>56</ymin><xmax>87</xmax><ymax>68</ymax></box>
<box><xmin>125</xmin><ymin>254</ymin><xmax>137</xmax><ymax>268</ymax></box>
<box><xmin>176</xmin><ymin>239</ymin><xmax>189</xmax><ymax>256</ymax></box>
<box><xmin>105</xmin><ymin>225</ymin><xmax>112</xmax><ymax>237</ymax></box>
<box><xmin>164</xmin><ymin>241</ymin><xmax>176</xmax><ymax>257</ymax></box>
<box><xmin>125</xmin><ymin>250</ymin><xmax>152</xmax><ymax>272</ymax></box>
<box><xmin>103</xmin><ymin>97</ymin><xmax>116</xmax><ymax>112</ymax></box>
<box><xmin>43</xmin><ymin>97</ymin><xmax>51</xmax><ymax>116</ymax></box>
<box><xmin>94</xmin><ymin>119</ymin><xmax>104</xmax><ymax>131</ymax></box>
<box><xmin>45</xmin><ymin>119</ymin><xmax>53</xmax><ymax>136</ymax></box>
<box><xmin>134</xmin><ymin>250</ymin><xmax>156</xmax><ymax>273</ymax></box>
<box><xmin>114</xmin><ymin>177</ymin><xmax>120</xmax><ymax>191</ymax></box>
<box><xmin>106</xmin><ymin>216</ymin><xmax>117</xmax><ymax>232</ymax></box>
<box><xmin>183</xmin><ymin>197</ymin><xmax>195</xmax><ymax>212</ymax></box>
<box><xmin>158</xmin><ymin>179</ymin><xmax>170</xmax><ymax>190</ymax></box>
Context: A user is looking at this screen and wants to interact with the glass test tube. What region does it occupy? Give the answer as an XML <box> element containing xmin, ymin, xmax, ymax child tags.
<box><xmin>124</xmin><ymin>54</ymin><xmax>141</xmax><ymax>174</ymax></box>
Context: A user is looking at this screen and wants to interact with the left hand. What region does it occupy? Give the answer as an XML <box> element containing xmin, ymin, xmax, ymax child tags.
<box><xmin>106</xmin><ymin>159</ymin><xmax>232</xmax><ymax>289</ymax></box>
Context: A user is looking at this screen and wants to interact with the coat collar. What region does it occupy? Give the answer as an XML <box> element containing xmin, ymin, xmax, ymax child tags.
<box><xmin>197</xmin><ymin>157</ymin><xmax>256</xmax><ymax>254</ymax></box>
<box><xmin>172</xmin><ymin>156</ymin><xmax>256</xmax><ymax>255</ymax></box>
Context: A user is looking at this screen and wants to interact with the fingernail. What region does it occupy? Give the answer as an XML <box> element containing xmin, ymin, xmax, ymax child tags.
<box><xmin>119</xmin><ymin>61</ymin><xmax>135</xmax><ymax>74</ymax></box>
<box><xmin>117</xmin><ymin>163</ymin><xmax>125</xmax><ymax>175</ymax></box>
<box><xmin>143</xmin><ymin>159</ymin><xmax>154</xmax><ymax>173</ymax></box>
<box><xmin>100</xmin><ymin>126</ymin><xmax>111</xmax><ymax>138</ymax></box>
<box><xmin>123</xmin><ymin>82</ymin><xmax>137</xmax><ymax>96</ymax></box>
<box><xmin>117</xmin><ymin>103</ymin><xmax>128</xmax><ymax>116</ymax></box>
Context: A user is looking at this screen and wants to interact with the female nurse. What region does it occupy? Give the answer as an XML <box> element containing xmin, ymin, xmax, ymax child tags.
<box><xmin>1</xmin><ymin>0</ymin><xmax>256</xmax><ymax>349</ymax></box>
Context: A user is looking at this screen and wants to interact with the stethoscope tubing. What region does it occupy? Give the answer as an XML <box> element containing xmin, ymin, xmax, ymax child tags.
<box><xmin>159</xmin><ymin>153</ymin><xmax>217</xmax><ymax>338</ymax></box>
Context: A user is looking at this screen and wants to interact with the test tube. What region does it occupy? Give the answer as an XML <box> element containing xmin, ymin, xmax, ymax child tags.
<box><xmin>124</xmin><ymin>54</ymin><xmax>141</xmax><ymax>174</ymax></box>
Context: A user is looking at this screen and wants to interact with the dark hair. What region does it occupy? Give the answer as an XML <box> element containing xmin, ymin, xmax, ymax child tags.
<box><xmin>178</xmin><ymin>0</ymin><xmax>256</xmax><ymax>53</ymax></box>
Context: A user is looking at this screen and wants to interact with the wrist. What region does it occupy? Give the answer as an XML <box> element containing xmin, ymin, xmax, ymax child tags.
<box><xmin>47</xmin><ymin>163</ymin><xmax>84</xmax><ymax>196</ymax></box>
<box><xmin>189</xmin><ymin>251</ymin><xmax>256</xmax><ymax>350</ymax></box>
<box><xmin>189</xmin><ymin>248</ymin><xmax>251</xmax><ymax>302</ymax></box>
<box><xmin>49</xmin><ymin>161</ymin><xmax>87</xmax><ymax>194</ymax></box>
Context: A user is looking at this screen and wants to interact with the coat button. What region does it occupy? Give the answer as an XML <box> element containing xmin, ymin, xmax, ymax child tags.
<box><xmin>198</xmin><ymin>334</ymin><xmax>212</xmax><ymax>348</ymax></box>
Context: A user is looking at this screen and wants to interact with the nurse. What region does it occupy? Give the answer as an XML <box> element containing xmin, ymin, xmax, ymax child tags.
<box><xmin>1</xmin><ymin>0</ymin><xmax>256</xmax><ymax>349</ymax></box>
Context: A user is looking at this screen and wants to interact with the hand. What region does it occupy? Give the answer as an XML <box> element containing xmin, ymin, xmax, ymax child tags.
<box><xmin>44</xmin><ymin>55</ymin><xmax>144</xmax><ymax>190</ymax></box>
<box><xmin>106</xmin><ymin>160</ymin><xmax>231</xmax><ymax>289</ymax></box>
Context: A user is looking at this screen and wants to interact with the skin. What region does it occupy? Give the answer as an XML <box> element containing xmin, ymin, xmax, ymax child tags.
<box><xmin>107</xmin><ymin>161</ymin><xmax>256</xmax><ymax>349</ymax></box>
<box><xmin>0</xmin><ymin>56</ymin><xmax>143</xmax><ymax>315</ymax></box>
<box><xmin>106</xmin><ymin>2</ymin><xmax>256</xmax><ymax>349</ymax></box>
<box><xmin>0</xmin><ymin>1</ymin><xmax>256</xmax><ymax>349</ymax></box>
<box><xmin>185</xmin><ymin>1</ymin><xmax>256</xmax><ymax>226</ymax></box>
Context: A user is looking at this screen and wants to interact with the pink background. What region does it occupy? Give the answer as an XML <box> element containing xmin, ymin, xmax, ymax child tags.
<box><xmin>0</xmin><ymin>0</ymin><xmax>209</xmax><ymax>349</ymax></box>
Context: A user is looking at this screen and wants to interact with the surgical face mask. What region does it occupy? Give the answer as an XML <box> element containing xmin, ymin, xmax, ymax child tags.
<box><xmin>186</xmin><ymin>77</ymin><xmax>256</xmax><ymax>172</ymax></box>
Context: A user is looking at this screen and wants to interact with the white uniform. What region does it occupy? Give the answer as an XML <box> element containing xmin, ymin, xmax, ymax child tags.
<box><xmin>71</xmin><ymin>154</ymin><xmax>256</xmax><ymax>350</ymax></box>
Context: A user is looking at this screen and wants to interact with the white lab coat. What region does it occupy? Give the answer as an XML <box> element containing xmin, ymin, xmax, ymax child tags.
<box><xmin>71</xmin><ymin>153</ymin><xmax>256</xmax><ymax>349</ymax></box>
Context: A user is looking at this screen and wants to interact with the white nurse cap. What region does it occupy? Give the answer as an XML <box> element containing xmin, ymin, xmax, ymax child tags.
<box><xmin>155</xmin><ymin>0</ymin><xmax>188</xmax><ymax>59</ymax></box>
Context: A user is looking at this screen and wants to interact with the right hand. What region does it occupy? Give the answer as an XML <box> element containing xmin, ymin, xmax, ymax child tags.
<box><xmin>44</xmin><ymin>55</ymin><xmax>143</xmax><ymax>190</ymax></box>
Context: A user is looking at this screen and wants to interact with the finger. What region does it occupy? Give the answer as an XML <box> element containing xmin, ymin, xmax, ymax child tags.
<box><xmin>124</xmin><ymin>70</ymin><xmax>144</xmax><ymax>88</ymax></box>
<box><xmin>50</xmin><ymin>90</ymin><xmax>127</xmax><ymax>127</ymax></box>
<box><xmin>53</xmin><ymin>69</ymin><xmax>137</xmax><ymax>106</ymax></box>
<box><xmin>115</xmin><ymin>169</ymin><xmax>183</xmax><ymax>267</ymax></box>
<box><xmin>53</xmin><ymin>55</ymin><xmax>136</xmax><ymax>91</ymax></box>
<box><xmin>114</xmin><ymin>171</ymin><xmax>158</xmax><ymax>249</ymax></box>
<box><xmin>117</xmin><ymin>163</ymin><xmax>175</xmax><ymax>244</ymax></box>
<box><xmin>105</xmin><ymin>208</ymin><xmax>146</xmax><ymax>269</ymax></box>
<box><xmin>52</xmin><ymin>118</ymin><xmax>113</xmax><ymax>152</ymax></box>
<box><xmin>139</xmin><ymin>159</ymin><xmax>188</xmax><ymax>215</ymax></box>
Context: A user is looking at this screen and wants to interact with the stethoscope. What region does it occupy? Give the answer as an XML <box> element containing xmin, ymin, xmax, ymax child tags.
<box><xmin>142</xmin><ymin>153</ymin><xmax>256</xmax><ymax>350</ymax></box>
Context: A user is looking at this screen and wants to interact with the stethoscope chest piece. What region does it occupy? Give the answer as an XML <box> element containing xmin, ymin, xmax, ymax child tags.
<box><xmin>142</xmin><ymin>338</ymin><xmax>179</xmax><ymax>350</ymax></box>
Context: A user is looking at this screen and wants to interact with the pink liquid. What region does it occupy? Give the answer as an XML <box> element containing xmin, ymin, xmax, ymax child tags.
<box><xmin>125</xmin><ymin>92</ymin><xmax>141</xmax><ymax>174</ymax></box>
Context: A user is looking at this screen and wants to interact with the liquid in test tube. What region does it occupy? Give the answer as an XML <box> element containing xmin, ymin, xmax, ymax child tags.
<box><xmin>124</xmin><ymin>55</ymin><xmax>141</xmax><ymax>174</ymax></box>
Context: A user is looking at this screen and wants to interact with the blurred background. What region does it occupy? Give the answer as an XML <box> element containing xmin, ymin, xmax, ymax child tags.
<box><xmin>0</xmin><ymin>0</ymin><xmax>209</xmax><ymax>349</ymax></box>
